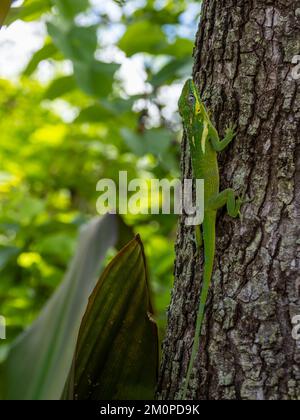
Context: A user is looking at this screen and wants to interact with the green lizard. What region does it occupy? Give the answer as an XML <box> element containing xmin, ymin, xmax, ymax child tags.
<box><xmin>178</xmin><ymin>79</ymin><xmax>242</xmax><ymax>399</ymax></box>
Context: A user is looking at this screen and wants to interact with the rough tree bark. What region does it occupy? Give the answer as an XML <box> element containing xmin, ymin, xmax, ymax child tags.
<box><xmin>157</xmin><ymin>0</ymin><xmax>300</xmax><ymax>400</ymax></box>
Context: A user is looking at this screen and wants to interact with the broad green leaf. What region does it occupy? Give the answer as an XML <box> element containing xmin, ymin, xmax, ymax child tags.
<box><xmin>34</xmin><ymin>232</ymin><xmax>76</xmax><ymax>264</ymax></box>
<box><xmin>121</xmin><ymin>128</ymin><xmax>172</xmax><ymax>157</ymax></box>
<box><xmin>72</xmin><ymin>236</ymin><xmax>158</xmax><ymax>400</ymax></box>
<box><xmin>151</xmin><ymin>57</ymin><xmax>193</xmax><ymax>87</ymax></box>
<box><xmin>75</xmin><ymin>103</ymin><xmax>116</xmax><ymax>123</ymax></box>
<box><xmin>163</xmin><ymin>38</ymin><xmax>194</xmax><ymax>59</ymax></box>
<box><xmin>23</xmin><ymin>43</ymin><xmax>58</xmax><ymax>77</ymax></box>
<box><xmin>75</xmin><ymin>98</ymin><xmax>134</xmax><ymax>123</ymax></box>
<box><xmin>74</xmin><ymin>61</ymin><xmax>120</xmax><ymax>98</ymax></box>
<box><xmin>17</xmin><ymin>197</ymin><xmax>45</xmax><ymax>225</ymax></box>
<box><xmin>100</xmin><ymin>97</ymin><xmax>136</xmax><ymax>115</ymax></box>
<box><xmin>0</xmin><ymin>246</ymin><xmax>19</xmax><ymax>270</ymax></box>
<box><xmin>0</xmin><ymin>0</ymin><xmax>11</xmax><ymax>27</ymax></box>
<box><xmin>52</xmin><ymin>0</ymin><xmax>89</xmax><ymax>19</ymax></box>
<box><xmin>144</xmin><ymin>129</ymin><xmax>173</xmax><ymax>156</ymax></box>
<box><xmin>121</xmin><ymin>128</ymin><xmax>145</xmax><ymax>156</ymax></box>
<box><xmin>6</xmin><ymin>0</ymin><xmax>51</xmax><ymax>25</ymax></box>
<box><xmin>44</xmin><ymin>75</ymin><xmax>77</xmax><ymax>99</ymax></box>
<box><xmin>1</xmin><ymin>215</ymin><xmax>121</xmax><ymax>400</ymax></box>
<box><xmin>133</xmin><ymin>3</ymin><xmax>185</xmax><ymax>25</ymax></box>
<box><xmin>47</xmin><ymin>22</ymin><xmax>97</xmax><ymax>63</ymax></box>
<box><xmin>119</xmin><ymin>20</ymin><xmax>168</xmax><ymax>56</ymax></box>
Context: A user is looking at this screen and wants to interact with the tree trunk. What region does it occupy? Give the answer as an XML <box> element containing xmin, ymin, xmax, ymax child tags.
<box><xmin>157</xmin><ymin>0</ymin><xmax>300</xmax><ymax>400</ymax></box>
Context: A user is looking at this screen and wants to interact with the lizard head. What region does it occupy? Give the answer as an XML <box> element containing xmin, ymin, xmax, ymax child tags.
<box><xmin>178</xmin><ymin>79</ymin><xmax>203</xmax><ymax>123</ymax></box>
<box><xmin>178</xmin><ymin>79</ymin><xmax>210</xmax><ymax>154</ymax></box>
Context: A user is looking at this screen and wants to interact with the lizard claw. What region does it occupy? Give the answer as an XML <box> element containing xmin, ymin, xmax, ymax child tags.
<box><xmin>224</xmin><ymin>122</ymin><xmax>237</xmax><ymax>140</ymax></box>
<box><xmin>240</xmin><ymin>194</ymin><xmax>254</xmax><ymax>205</ymax></box>
<box><xmin>236</xmin><ymin>194</ymin><xmax>253</xmax><ymax>221</ymax></box>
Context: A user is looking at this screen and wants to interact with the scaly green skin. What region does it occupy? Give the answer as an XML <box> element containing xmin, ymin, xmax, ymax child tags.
<box><xmin>178</xmin><ymin>79</ymin><xmax>242</xmax><ymax>399</ymax></box>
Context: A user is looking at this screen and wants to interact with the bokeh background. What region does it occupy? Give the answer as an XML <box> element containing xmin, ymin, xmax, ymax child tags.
<box><xmin>0</xmin><ymin>0</ymin><xmax>200</xmax><ymax>356</ymax></box>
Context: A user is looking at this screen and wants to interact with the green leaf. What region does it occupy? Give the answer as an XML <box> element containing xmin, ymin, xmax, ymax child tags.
<box><xmin>121</xmin><ymin>128</ymin><xmax>145</xmax><ymax>156</ymax></box>
<box><xmin>0</xmin><ymin>246</ymin><xmax>19</xmax><ymax>270</ymax></box>
<box><xmin>1</xmin><ymin>215</ymin><xmax>121</xmax><ymax>400</ymax></box>
<box><xmin>0</xmin><ymin>0</ymin><xmax>11</xmax><ymax>28</ymax></box>
<box><xmin>151</xmin><ymin>57</ymin><xmax>193</xmax><ymax>87</ymax></box>
<box><xmin>6</xmin><ymin>0</ymin><xmax>52</xmax><ymax>25</ymax></box>
<box><xmin>121</xmin><ymin>128</ymin><xmax>172</xmax><ymax>157</ymax></box>
<box><xmin>52</xmin><ymin>0</ymin><xmax>89</xmax><ymax>19</ymax></box>
<box><xmin>75</xmin><ymin>98</ymin><xmax>133</xmax><ymax>123</ymax></box>
<box><xmin>23</xmin><ymin>43</ymin><xmax>58</xmax><ymax>77</ymax></box>
<box><xmin>133</xmin><ymin>4</ymin><xmax>184</xmax><ymax>26</ymax></box>
<box><xmin>73</xmin><ymin>61</ymin><xmax>120</xmax><ymax>98</ymax></box>
<box><xmin>44</xmin><ymin>75</ymin><xmax>77</xmax><ymax>99</ymax></box>
<box><xmin>34</xmin><ymin>232</ymin><xmax>76</xmax><ymax>264</ymax></box>
<box><xmin>17</xmin><ymin>197</ymin><xmax>45</xmax><ymax>224</ymax></box>
<box><xmin>72</xmin><ymin>236</ymin><xmax>158</xmax><ymax>400</ymax></box>
<box><xmin>75</xmin><ymin>104</ymin><xmax>115</xmax><ymax>123</ymax></box>
<box><xmin>119</xmin><ymin>20</ymin><xmax>168</xmax><ymax>56</ymax></box>
<box><xmin>163</xmin><ymin>38</ymin><xmax>194</xmax><ymax>59</ymax></box>
<box><xmin>47</xmin><ymin>22</ymin><xmax>97</xmax><ymax>63</ymax></box>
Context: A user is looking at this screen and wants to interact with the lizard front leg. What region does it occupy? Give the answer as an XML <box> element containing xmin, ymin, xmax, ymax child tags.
<box><xmin>209</xmin><ymin>123</ymin><xmax>236</xmax><ymax>152</ymax></box>
<box><xmin>207</xmin><ymin>188</ymin><xmax>242</xmax><ymax>217</ymax></box>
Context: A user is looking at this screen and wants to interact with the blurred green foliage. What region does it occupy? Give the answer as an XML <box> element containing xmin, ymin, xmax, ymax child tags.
<box><xmin>0</xmin><ymin>0</ymin><xmax>200</xmax><ymax>346</ymax></box>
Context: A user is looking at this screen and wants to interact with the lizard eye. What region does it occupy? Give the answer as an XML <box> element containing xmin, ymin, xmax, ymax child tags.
<box><xmin>188</xmin><ymin>94</ymin><xmax>195</xmax><ymax>106</ymax></box>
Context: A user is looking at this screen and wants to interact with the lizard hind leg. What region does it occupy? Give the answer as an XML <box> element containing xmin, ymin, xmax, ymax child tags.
<box><xmin>208</xmin><ymin>188</ymin><xmax>242</xmax><ymax>218</ymax></box>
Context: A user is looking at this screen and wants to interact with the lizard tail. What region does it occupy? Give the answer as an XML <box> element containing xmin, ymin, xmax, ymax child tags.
<box><xmin>182</xmin><ymin>212</ymin><xmax>216</xmax><ymax>399</ymax></box>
